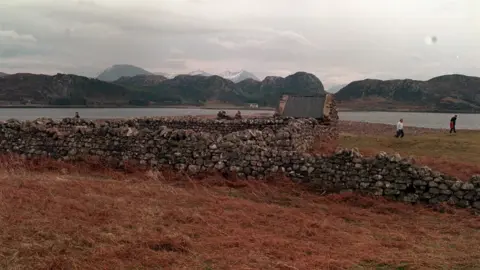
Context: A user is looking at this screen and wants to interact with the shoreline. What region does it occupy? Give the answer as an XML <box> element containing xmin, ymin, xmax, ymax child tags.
<box><xmin>2</xmin><ymin>112</ymin><xmax>477</xmax><ymax>131</ymax></box>
<box><xmin>0</xmin><ymin>105</ymin><xmax>275</xmax><ymax>110</ymax></box>
<box><xmin>0</xmin><ymin>105</ymin><xmax>477</xmax><ymax>114</ymax></box>
<box><xmin>337</xmin><ymin>108</ymin><xmax>480</xmax><ymax>114</ymax></box>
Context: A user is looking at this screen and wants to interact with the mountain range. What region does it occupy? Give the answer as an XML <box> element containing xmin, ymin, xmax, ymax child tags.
<box><xmin>1</xmin><ymin>65</ymin><xmax>480</xmax><ymax>112</ymax></box>
<box><xmin>0</xmin><ymin>71</ymin><xmax>324</xmax><ymax>107</ymax></box>
<box><xmin>97</xmin><ymin>64</ymin><xmax>260</xmax><ymax>83</ymax></box>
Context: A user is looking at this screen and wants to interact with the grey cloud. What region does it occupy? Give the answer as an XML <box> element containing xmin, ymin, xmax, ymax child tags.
<box><xmin>29</xmin><ymin>1</ymin><xmax>233</xmax><ymax>36</ymax></box>
<box><xmin>0</xmin><ymin>0</ymin><xmax>479</xmax><ymax>87</ymax></box>
<box><xmin>0</xmin><ymin>30</ymin><xmax>37</xmax><ymax>43</ymax></box>
<box><xmin>161</xmin><ymin>59</ymin><xmax>188</xmax><ymax>70</ymax></box>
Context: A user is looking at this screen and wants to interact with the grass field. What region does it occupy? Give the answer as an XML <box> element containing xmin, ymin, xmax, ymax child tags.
<box><xmin>1</xmin><ymin>158</ymin><xmax>480</xmax><ymax>270</ymax></box>
<box><xmin>339</xmin><ymin>130</ymin><xmax>480</xmax><ymax>180</ymax></box>
<box><xmin>1</xmin><ymin>129</ymin><xmax>480</xmax><ymax>270</ymax></box>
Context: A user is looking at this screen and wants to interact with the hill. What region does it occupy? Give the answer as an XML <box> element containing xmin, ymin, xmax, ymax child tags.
<box><xmin>114</xmin><ymin>74</ymin><xmax>168</xmax><ymax>87</ymax></box>
<box><xmin>0</xmin><ymin>73</ymin><xmax>136</xmax><ymax>106</ymax></box>
<box><xmin>335</xmin><ymin>74</ymin><xmax>480</xmax><ymax>112</ymax></box>
<box><xmin>0</xmin><ymin>72</ymin><xmax>8</xmax><ymax>77</ymax></box>
<box><xmin>138</xmin><ymin>75</ymin><xmax>246</xmax><ymax>105</ymax></box>
<box><xmin>97</xmin><ymin>64</ymin><xmax>153</xmax><ymax>82</ymax></box>
<box><xmin>236</xmin><ymin>72</ymin><xmax>325</xmax><ymax>106</ymax></box>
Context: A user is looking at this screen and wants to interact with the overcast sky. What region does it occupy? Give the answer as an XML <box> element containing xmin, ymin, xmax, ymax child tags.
<box><xmin>1</xmin><ymin>0</ymin><xmax>479</xmax><ymax>87</ymax></box>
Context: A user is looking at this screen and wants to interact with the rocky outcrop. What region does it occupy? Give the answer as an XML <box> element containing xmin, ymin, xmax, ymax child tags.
<box><xmin>335</xmin><ymin>74</ymin><xmax>480</xmax><ymax>112</ymax></box>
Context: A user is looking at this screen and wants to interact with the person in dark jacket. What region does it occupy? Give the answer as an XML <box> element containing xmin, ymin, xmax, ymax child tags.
<box><xmin>75</xmin><ymin>112</ymin><xmax>80</xmax><ymax>119</ymax></box>
<box><xmin>450</xmin><ymin>115</ymin><xmax>457</xmax><ymax>133</ymax></box>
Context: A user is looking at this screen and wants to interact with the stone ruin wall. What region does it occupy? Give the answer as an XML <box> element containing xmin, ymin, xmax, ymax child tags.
<box><xmin>1</xmin><ymin>111</ymin><xmax>480</xmax><ymax>210</ymax></box>
<box><xmin>0</xmin><ymin>117</ymin><xmax>336</xmax><ymax>160</ymax></box>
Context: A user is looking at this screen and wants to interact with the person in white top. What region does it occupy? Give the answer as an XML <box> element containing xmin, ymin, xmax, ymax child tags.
<box><xmin>395</xmin><ymin>118</ymin><xmax>404</xmax><ymax>138</ymax></box>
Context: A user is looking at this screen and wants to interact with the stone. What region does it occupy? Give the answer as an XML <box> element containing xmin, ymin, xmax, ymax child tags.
<box><xmin>214</xmin><ymin>161</ymin><xmax>225</xmax><ymax>170</ymax></box>
<box><xmin>3</xmin><ymin>116</ymin><xmax>480</xmax><ymax>210</ymax></box>
<box><xmin>428</xmin><ymin>181</ymin><xmax>438</xmax><ymax>188</ymax></box>
<box><xmin>451</xmin><ymin>181</ymin><xmax>463</xmax><ymax>191</ymax></box>
<box><xmin>402</xmin><ymin>193</ymin><xmax>419</xmax><ymax>203</ymax></box>
<box><xmin>473</xmin><ymin>201</ymin><xmax>480</xmax><ymax>210</ymax></box>
<box><xmin>384</xmin><ymin>189</ymin><xmax>400</xmax><ymax>195</ymax></box>
<box><xmin>438</xmin><ymin>183</ymin><xmax>448</xmax><ymax>190</ymax></box>
<box><xmin>461</xmin><ymin>182</ymin><xmax>475</xmax><ymax>191</ymax></box>
<box><xmin>456</xmin><ymin>200</ymin><xmax>470</xmax><ymax>208</ymax></box>
<box><xmin>359</xmin><ymin>182</ymin><xmax>370</xmax><ymax>188</ymax></box>
<box><xmin>470</xmin><ymin>174</ymin><xmax>480</xmax><ymax>184</ymax></box>
<box><xmin>413</xmin><ymin>180</ymin><xmax>427</xmax><ymax>186</ymax></box>
<box><xmin>464</xmin><ymin>191</ymin><xmax>477</xmax><ymax>201</ymax></box>
<box><xmin>188</xmin><ymin>165</ymin><xmax>199</xmax><ymax>174</ymax></box>
<box><xmin>440</xmin><ymin>189</ymin><xmax>453</xmax><ymax>195</ymax></box>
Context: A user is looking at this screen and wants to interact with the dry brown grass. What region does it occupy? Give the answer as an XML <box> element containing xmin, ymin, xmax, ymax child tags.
<box><xmin>338</xmin><ymin>130</ymin><xmax>480</xmax><ymax>181</ymax></box>
<box><xmin>1</xmin><ymin>156</ymin><xmax>480</xmax><ymax>269</ymax></box>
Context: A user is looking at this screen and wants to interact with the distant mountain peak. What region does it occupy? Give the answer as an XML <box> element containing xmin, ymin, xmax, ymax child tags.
<box><xmin>326</xmin><ymin>84</ymin><xmax>347</xmax><ymax>93</ymax></box>
<box><xmin>155</xmin><ymin>72</ymin><xmax>175</xmax><ymax>79</ymax></box>
<box><xmin>218</xmin><ymin>70</ymin><xmax>259</xmax><ymax>83</ymax></box>
<box><xmin>97</xmin><ymin>64</ymin><xmax>152</xmax><ymax>82</ymax></box>
<box><xmin>188</xmin><ymin>70</ymin><xmax>212</xmax><ymax>76</ymax></box>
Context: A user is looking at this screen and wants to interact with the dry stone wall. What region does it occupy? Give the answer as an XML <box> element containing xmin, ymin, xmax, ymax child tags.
<box><xmin>130</xmin><ymin>117</ymin><xmax>292</xmax><ymax>134</ymax></box>
<box><xmin>1</xmin><ymin>116</ymin><xmax>479</xmax><ymax>210</ymax></box>
<box><xmin>307</xmin><ymin>149</ymin><xmax>480</xmax><ymax>209</ymax></box>
<box><xmin>0</xmin><ymin>117</ymin><xmax>335</xmax><ymax>162</ymax></box>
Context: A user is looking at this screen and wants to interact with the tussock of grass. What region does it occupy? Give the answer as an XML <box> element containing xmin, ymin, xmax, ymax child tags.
<box><xmin>1</xmin><ymin>157</ymin><xmax>480</xmax><ymax>269</ymax></box>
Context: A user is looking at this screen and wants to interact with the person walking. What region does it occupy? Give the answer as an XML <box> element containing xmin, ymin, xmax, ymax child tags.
<box><xmin>395</xmin><ymin>118</ymin><xmax>404</xmax><ymax>138</ymax></box>
<box><xmin>450</xmin><ymin>115</ymin><xmax>457</xmax><ymax>133</ymax></box>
